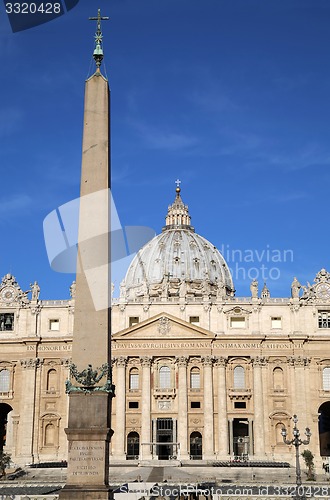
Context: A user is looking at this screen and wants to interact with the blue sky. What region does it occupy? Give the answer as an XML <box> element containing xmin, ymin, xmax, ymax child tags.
<box><xmin>1</xmin><ymin>0</ymin><xmax>330</xmax><ymax>299</ymax></box>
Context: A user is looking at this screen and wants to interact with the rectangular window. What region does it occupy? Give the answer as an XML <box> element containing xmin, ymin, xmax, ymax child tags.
<box><xmin>230</xmin><ymin>317</ymin><xmax>246</xmax><ymax>329</ymax></box>
<box><xmin>0</xmin><ymin>314</ymin><xmax>14</xmax><ymax>331</ymax></box>
<box><xmin>271</xmin><ymin>317</ymin><xmax>282</xmax><ymax>329</ymax></box>
<box><xmin>129</xmin><ymin>317</ymin><xmax>139</xmax><ymax>327</ymax></box>
<box><xmin>49</xmin><ymin>319</ymin><xmax>60</xmax><ymax>331</ymax></box>
<box><xmin>191</xmin><ymin>401</ymin><xmax>201</xmax><ymax>409</ymax></box>
<box><xmin>234</xmin><ymin>401</ymin><xmax>246</xmax><ymax>409</ymax></box>
<box><xmin>323</xmin><ymin>368</ymin><xmax>330</xmax><ymax>390</ymax></box>
<box><xmin>128</xmin><ymin>401</ymin><xmax>139</xmax><ymax>409</ymax></box>
<box><xmin>319</xmin><ymin>312</ymin><xmax>330</xmax><ymax>329</ymax></box>
<box><xmin>189</xmin><ymin>316</ymin><xmax>200</xmax><ymax>326</ymax></box>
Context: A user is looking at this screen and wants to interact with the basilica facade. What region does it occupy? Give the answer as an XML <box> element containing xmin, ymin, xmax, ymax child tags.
<box><xmin>0</xmin><ymin>185</ymin><xmax>330</xmax><ymax>470</ymax></box>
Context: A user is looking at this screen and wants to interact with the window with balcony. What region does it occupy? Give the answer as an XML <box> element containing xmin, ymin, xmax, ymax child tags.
<box><xmin>190</xmin><ymin>367</ymin><xmax>200</xmax><ymax>389</ymax></box>
<box><xmin>129</xmin><ymin>368</ymin><xmax>139</xmax><ymax>390</ymax></box>
<box><xmin>273</xmin><ymin>367</ymin><xmax>284</xmax><ymax>391</ymax></box>
<box><xmin>159</xmin><ymin>366</ymin><xmax>171</xmax><ymax>389</ymax></box>
<box><xmin>233</xmin><ymin>365</ymin><xmax>245</xmax><ymax>389</ymax></box>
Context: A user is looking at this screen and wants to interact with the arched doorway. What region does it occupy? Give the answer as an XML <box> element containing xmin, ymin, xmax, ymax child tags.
<box><xmin>190</xmin><ymin>432</ymin><xmax>202</xmax><ymax>460</ymax></box>
<box><xmin>319</xmin><ymin>402</ymin><xmax>330</xmax><ymax>456</ymax></box>
<box><xmin>0</xmin><ymin>404</ymin><xmax>12</xmax><ymax>453</ymax></box>
<box><xmin>127</xmin><ymin>432</ymin><xmax>140</xmax><ymax>460</ymax></box>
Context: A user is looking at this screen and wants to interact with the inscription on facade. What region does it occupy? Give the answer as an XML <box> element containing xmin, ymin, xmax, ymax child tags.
<box><xmin>113</xmin><ymin>341</ymin><xmax>304</xmax><ymax>350</ymax></box>
<box><xmin>26</xmin><ymin>345</ymin><xmax>72</xmax><ymax>351</ymax></box>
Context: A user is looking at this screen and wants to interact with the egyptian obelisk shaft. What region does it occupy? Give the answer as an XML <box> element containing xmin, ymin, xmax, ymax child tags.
<box><xmin>60</xmin><ymin>11</ymin><xmax>113</xmax><ymax>500</ymax></box>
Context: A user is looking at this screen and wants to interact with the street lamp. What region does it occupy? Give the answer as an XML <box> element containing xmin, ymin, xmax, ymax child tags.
<box><xmin>282</xmin><ymin>415</ymin><xmax>311</xmax><ymax>497</ymax></box>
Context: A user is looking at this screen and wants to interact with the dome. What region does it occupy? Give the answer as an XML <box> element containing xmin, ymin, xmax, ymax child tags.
<box><xmin>121</xmin><ymin>184</ymin><xmax>234</xmax><ymax>301</ymax></box>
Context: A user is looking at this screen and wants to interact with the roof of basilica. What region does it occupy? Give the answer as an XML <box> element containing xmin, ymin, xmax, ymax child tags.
<box><xmin>121</xmin><ymin>185</ymin><xmax>235</xmax><ymax>301</ymax></box>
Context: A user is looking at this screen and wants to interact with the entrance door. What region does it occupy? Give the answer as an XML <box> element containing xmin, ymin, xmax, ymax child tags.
<box><xmin>190</xmin><ymin>432</ymin><xmax>202</xmax><ymax>459</ymax></box>
<box><xmin>319</xmin><ymin>402</ymin><xmax>330</xmax><ymax>456</ymax></box>
<box><xmin>233</xmin><ymin>418</ymin><xmax>250</xmax><ymax>458</ymax></box>
<box><xmin>0</xmin><ymin>404</ymin><xmax>12</xmax><ymax>453</ymax></box>
<box><xmin>127</xmin><ymin>432</ymin><xmax>140</xmax><ymax>459</ymax></box>
<box><xmin>156</xmin><ymin>418</ymin><xmax>173</xmax><ymax>460</ymax></box>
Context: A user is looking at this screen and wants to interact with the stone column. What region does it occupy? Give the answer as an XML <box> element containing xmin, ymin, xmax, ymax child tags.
<box><xmin>114</xmin><ymin>357</ymin><xmax>127</xmax><ymax>460</ymax></box>
<box><xmin>229</xmin><ymin>419</ymin><xmax>234</xmax><ymax>456</ymax></box>
<box><xmin>288</xmin><ymin>356</ymin><xmax>310</xmax><ymax>430</ymax></box>
<box><xmin>202</xmin><ymin>356</ymin><xmax>215</xmax><ymax>459</ymax></box>
<box><xmin>252</xmin><ymin>357</ymin><xmax>266</xmax><ymax>457</ymax></box>
<box><xmin>248</xmin><ymin>419</ymin><xmax>254</xmax><ymax>455</ymax></box>
<box><xmin>19</xmin><ymin>359</ymin><xmax>39</xmax><ymax>463</ymax></box>
<box><xmin>176</xmin><ymin>356</ymin><xmax>189</xmax><ymax>459</ymax></box>
<box><xmin>152</xmin><ymin>419</ymin><xmax>157</xmax><ymax>458</ymax></box>
<box><xmin>140</xmin><ymin>356</ymin><xmax>152</xmax><ymax>460</ymax></box>
<box><xmin>215</xmin><ymin>357</ymin><xmax>228</xmax><ymax>457</ymax></box>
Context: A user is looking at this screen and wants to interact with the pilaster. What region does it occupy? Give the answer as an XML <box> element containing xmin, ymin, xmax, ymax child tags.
<box><xmin>202</xmin><ymin>356</ymin><xmax>215</xmax><ymax>459</ymax></box>
<box><xmin>140</xmin><ymin>356</ymin><xmax>152</xmax><ymax>460</ymax></box>
<box><xmin>113</xmin><ymin>357</ymin><xmax>127</xmax><ymax>460</ymax></box>
<box><xmin>215</xmin><ymin>356</ymin><xmax>228</xmax><ymax>457</ymax></box>
<box><xmin>176</xmin><ymin>356</ymin><xmax>189</xmax><ymax>459</ymax></box>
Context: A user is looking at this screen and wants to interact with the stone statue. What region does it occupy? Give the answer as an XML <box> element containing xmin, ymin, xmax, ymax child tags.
<box><xmin>250</xmin><ymin>279</ymin><xmax>258</xmax><ymax>298</ymax></box>
<box><xmin>179</xmin><ymin>279</ymin><xmax>187</xmax><ymax>298</ymax></box>
<box><xmin>291</xmin><ymin>277</ymin><xmax>301</xmax><ymax>299</ymax></box>
<box><xmin>70</xmin><ymin>281</ymin><xmax>76</xmax><ymax>299</ymax></box>
<box><xmin>30</xmin><ymin>281</ymin><xmax>40</xmax><ymax>301</ymax></box>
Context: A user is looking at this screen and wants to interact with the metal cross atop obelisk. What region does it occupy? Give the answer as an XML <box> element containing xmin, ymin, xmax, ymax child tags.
<box><xmin>59</xmin><ymin>10</ymin><xmax>113</xmax><ymax>500</ymax></box>
<box><xmin>89</xmin><ymin>9</ymin><xmax>109</xmax><ymax>69</ymax></box>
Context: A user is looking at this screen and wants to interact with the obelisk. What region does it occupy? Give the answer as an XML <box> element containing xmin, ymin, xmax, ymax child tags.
<box><xmin>59</xmin><ymin>10</ymin><xmax>114</xmax><ymax>500</ymax></box>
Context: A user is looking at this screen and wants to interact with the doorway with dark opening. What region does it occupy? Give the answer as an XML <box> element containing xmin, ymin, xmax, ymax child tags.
<box><xmin>233</xmin><ymin>418</ymin><xmax>250</xmax><ymax>459</ymax></box>
<box><xmin>156</xmin><ymin>418</ymin><xmax>173</xmax><ymax>460</ymax></box>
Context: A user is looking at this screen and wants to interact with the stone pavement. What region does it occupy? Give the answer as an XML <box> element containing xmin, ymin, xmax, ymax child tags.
<box><xmin>0</xmin><ymin>465</ymin><xmax>329</xmax><ymax>498</ymax></box>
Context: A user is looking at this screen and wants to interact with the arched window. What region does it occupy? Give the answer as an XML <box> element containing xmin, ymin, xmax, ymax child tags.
<box><xmin>45</xmin><ymin>423</ymin><xmax>55</xmax><ymax>446</ymax></box>
<box><xmin>159</xmin><ymin>366</ymin><xmax>171</xmax><ymax>389</ymax></box>
<box><xmin>47</xmin><ymin>369</ymin><xmax>57</xmax><ymax>392</ymax></box>
<box><xmin>273</xmin><ymin>367</ymin><xmax>284</xmax><ymax>391</ymax></box>
<box><xmin>323</xmin><ymin>367</ymin><xmax>330</xmax><ymax>390</ymax></box>
<box><xmin>127</xmin><ymin>431</ymin><xmax>140</xmax><ymax>459</ymax></box>
<box><xmin>190</xmin><ymin>367</ymin><xmax>200</xmax><ymax>389</ymax></box>
<box><xmin>233</xmin><ymin>366</ymin><xmax>245</xmax><ymax>389</ymax></box>
<box><xmin>0</xmin><ymin>370</ymin><xmax>10</xmax><ymax>393</ymax></box>
<box><xmin>275</xmin><ymin>422</ymin><xmax>285</xmax><ymax>444</ymax></box>
<box><xmin>129</xmin><ymin>368</ymin><xmax>139</xmax><ymax>390</ymax></box>
<box><xmin>190</xmin><ymin>431</ymin><xmax>202</xmax><ymax>459</ymax></box>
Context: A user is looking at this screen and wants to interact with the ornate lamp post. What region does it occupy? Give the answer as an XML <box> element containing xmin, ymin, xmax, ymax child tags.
<box><xmin>281</xmin><ymin>415</ymin><xmax>311</xmax><ymax>497</ymax></box>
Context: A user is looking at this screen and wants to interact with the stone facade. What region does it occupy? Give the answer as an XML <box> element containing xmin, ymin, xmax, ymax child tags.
<box><xmin>1</xmin><ymin>193</ymin><xmax>330</xmax><ymax>471</ymax></box>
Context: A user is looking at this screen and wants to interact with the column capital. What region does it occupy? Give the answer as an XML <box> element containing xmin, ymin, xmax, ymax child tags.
<box><xmin>140</xmin><ymin>356</ymin><xmax>152</xmax><ymax>367</ymax></box>
<box><xmin>252</xmin><ymin>356</ymin><xmax>267</xmax><ymax>367</ymax></box>
<box><xmin>214</xmin><ymin>356</ymin><xmax>227</xmax><ymax>367</ymax></box>
<box><xmin>114</xmin><ymin>356</ymin><xmax>127</xmax><ymax>367</ymax></box>
<box><xmin>20</xmin><ymin>358</ymin><xmax>41</xmax><ymax>369</ymax></box>
<box><xmin>176</xmin><ymin>356</ymin><xmax>188</xmax><ymax>367</ymax></box>
<box><xmin>287</xmin><ymin>356</ymin><xmax>310</xmax><ymax>367</ymax></box>
<box><xmin>201</xmin><ymin>355</ymin><xmax>214</xmax><ymax>367</ymax></box>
